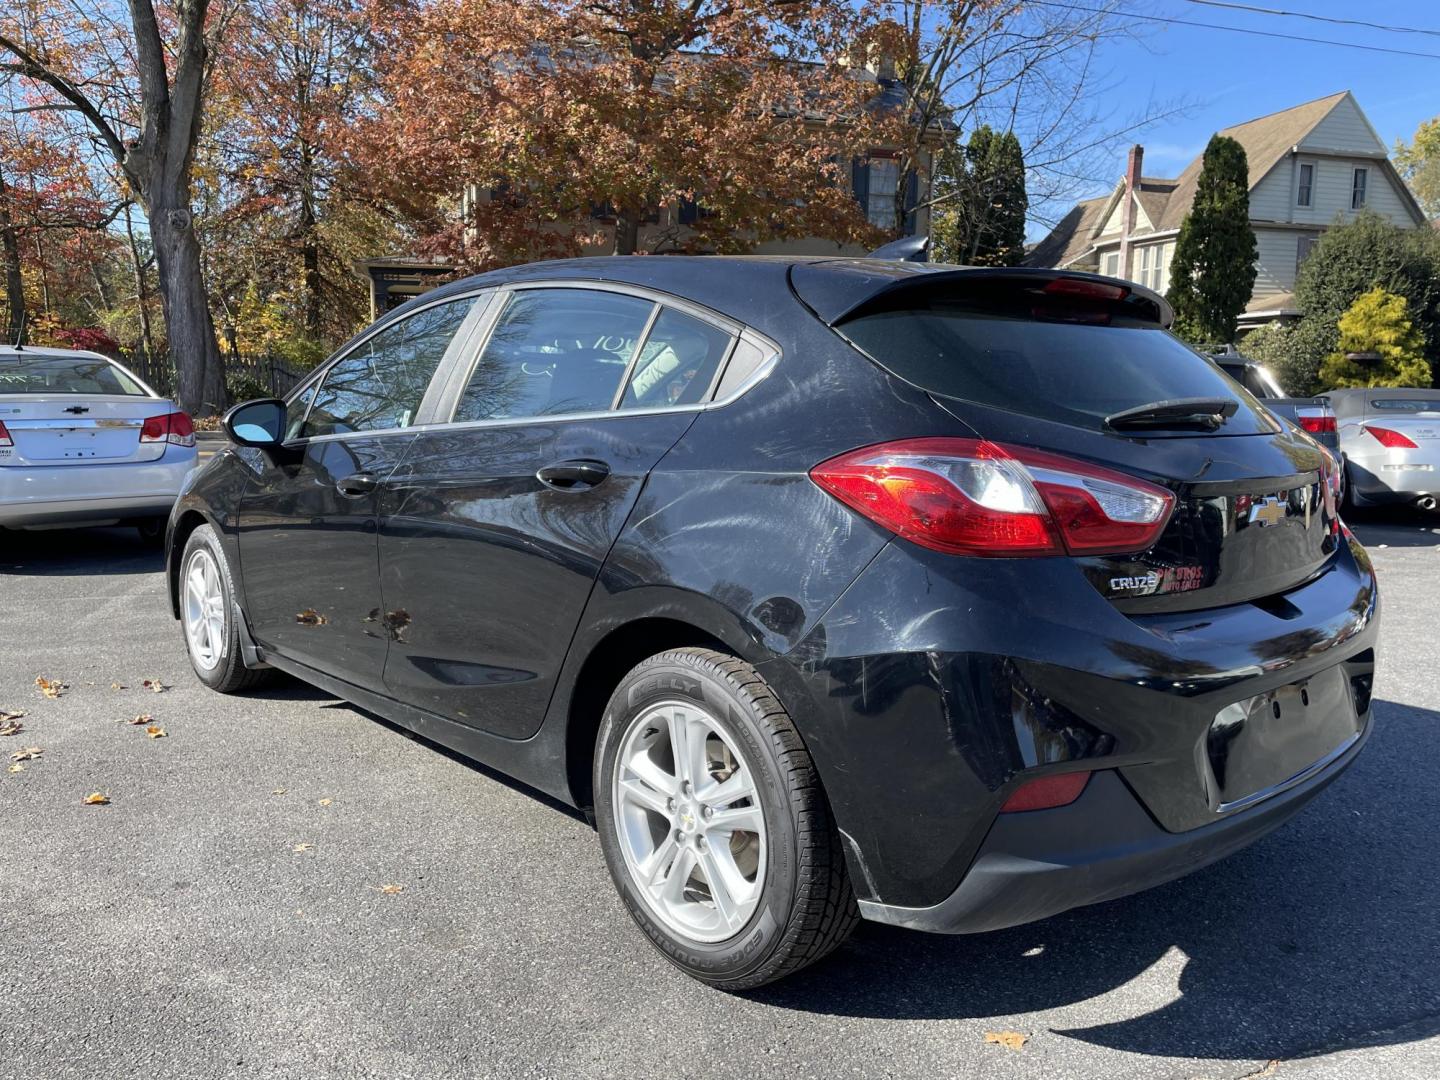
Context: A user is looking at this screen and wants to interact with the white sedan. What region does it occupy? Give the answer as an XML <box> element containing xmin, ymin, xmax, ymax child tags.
<box><xmin>0</xmin><ymin>345</ymin><xmax>198</xmax><ymax>539</ymax></box>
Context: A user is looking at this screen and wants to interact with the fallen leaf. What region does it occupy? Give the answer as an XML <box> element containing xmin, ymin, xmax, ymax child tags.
<box><xmin>111</xmin><ymin>682</ymin><xmax>128</xmax><ymax>690</ymax></box>
<box><xmin>35</xmin><ymin>676</ymin><xmax>66</xmax><ymax>699</ymax></box>
<box><xmin>293</xmin><ymin>843</ymin><xmax>313</xmax><ymax>853</ymax></box>
<box><xmin>317</xmin><ymin>798</ymin><xmax>332</xmax><ymax>807</ymax></box>
<box><xmin>126</xmin><ymin>714</ymin><xmax>155</xmax><ymax>726</ymax></box>
<box><xmin>10</xmin><ymin>747</ymin><xmax>42</xmax><ymax>762</ymax></box>
<box><xmin>377</xmin><ymin>883</ymin><xmax>404</xmax><ymax>895</ymax></box>
<box><xmin>271</xmin><ymin>788</ymin><xmax>287</xmax><ymax>796</ymax></box>
<box><xmin>984</xmin><ymin>1031</ymin><xmax>1028</xmax><ymax>1051</ymax></box>
<box><xmin>295</xmin><ymin>609</ymin><xmax>329</xmax><ymax>626</ymax></box>
<box><xmin>141</xmin><ymin>679</ymin><xmax>168</xmax><ymax>693</ymax></box>
<box><xmin>82</xmin><ymin>792</ymin><xmax>110</xmax><ymax>806</ymax></box>
<box><xmin>145</xmin><ymin>726</ymin><xmax>167</xmax><ymax>739</ymax></box>
<box><xmin>0</xmin><ymin>719</ymin><xmax>22</xmax><ymax>737</ymax></box>
<box><xmin>7</xmin><ymin>763</ymin><xmax>23</xmax><ymax>774</ymax></box>
<box><xmin>0</xmin><ymin>708</ymin><xmax>23</xmax><ymax>722</ymax></box>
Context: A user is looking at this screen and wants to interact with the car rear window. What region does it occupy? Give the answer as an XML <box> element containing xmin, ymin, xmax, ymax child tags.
<box><xmin>838</xmin><ymin>296</ymin><xmax>1272</xmax><ymax>434</ymax></box>
<box><xmin>1370</xmin><ymin>397</ymin><xmax>1440</xmax><ymax>411</ymax></box>
<box><xmin>0</xmin><ymin>355</ymin><xmax>148</xmax><ymax>396</ymax></box>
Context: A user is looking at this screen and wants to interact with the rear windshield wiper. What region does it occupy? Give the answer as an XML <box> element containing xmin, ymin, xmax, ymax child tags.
<box><xmin>1105</xmin><ymin>397</ymin><xmax>1238</xmax><ymax>432</ymax></box>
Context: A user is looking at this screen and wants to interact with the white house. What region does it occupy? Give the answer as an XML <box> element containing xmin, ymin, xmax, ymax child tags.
<box><xmin>1026</xmin><ymin>91</ymin><xmax>1430</xmax><ymax>330</ymax></box>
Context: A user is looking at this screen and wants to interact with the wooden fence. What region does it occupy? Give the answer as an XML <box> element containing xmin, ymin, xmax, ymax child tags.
<box><xmin>127</xmin><ymin>350</ymin><xmax>307</xmax><ymax>405</ymax></box>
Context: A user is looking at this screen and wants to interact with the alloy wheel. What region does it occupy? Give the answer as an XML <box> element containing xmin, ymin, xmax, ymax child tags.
<box><xmin>182</xmin><ymin>547</ymin><xmax>226</xmax><ymax>671</ymax></box>
<box><xmin>611</xmin><ymin>700</ymin><xmax>767</xmax><ymax>943</ymax></box>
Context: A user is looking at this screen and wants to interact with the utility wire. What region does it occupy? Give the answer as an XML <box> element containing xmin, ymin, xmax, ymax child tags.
<box><xmin>1179</xmin><ymin>0</ymin><xmax>1440</xmax><ymax>40</ymax></box>
<box><xmin>1028</xmin><ymin>1</ymin><xmax>1440</xmax><ymax>61</ymax></box>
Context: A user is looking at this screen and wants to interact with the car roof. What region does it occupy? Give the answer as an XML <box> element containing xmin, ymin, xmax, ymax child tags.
<box><xmin>371</xmin><ymin>255</ymin><xmax>1174</xmax><ymax>337</ymax></box>
<box><xmin>0</xmin><ymin>344</ymin><xmax>116</xmax><ymax>363</ymax></box>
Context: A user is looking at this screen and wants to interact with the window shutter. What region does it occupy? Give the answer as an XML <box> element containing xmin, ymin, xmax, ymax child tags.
<box><xmin>904</xmin><ymin>169</ymin><xmax>920</xmax><ymax>233</ymax></box>
<box><xmin>852</xmin><ymin>157</ymin><xmax>870</xmax><ymax>211</ymax></box>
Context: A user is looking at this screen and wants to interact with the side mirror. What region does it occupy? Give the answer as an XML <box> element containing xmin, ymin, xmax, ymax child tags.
<box><xmin>223</xmin><ymin>398</ymin><xmax>287</xmax><ymax>448</ymax></box>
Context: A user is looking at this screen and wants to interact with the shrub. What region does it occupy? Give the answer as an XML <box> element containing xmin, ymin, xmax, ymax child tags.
<box><xmin>1318</xmin><ymin>288</ymin><xmax>1432</xmax><ymax>389</ymax></box>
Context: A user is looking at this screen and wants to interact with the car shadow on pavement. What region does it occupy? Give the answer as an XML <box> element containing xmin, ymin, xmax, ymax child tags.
<box><xmin>1347</xmin><ymin>506</ymin><xmax>1440</xmax><ymax>549</ymax></box>
<box><xmin>752</xmin><ymin>697</ymin><xmax>1440</xmax><ymax>1063</ymax></box>
<box><xmin>0</xmin><ymin>525</ymin><xmax>165</xmax><ymax>575</ymax></box>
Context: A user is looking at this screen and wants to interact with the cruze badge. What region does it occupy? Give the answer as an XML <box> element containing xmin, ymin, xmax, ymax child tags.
<box><xmin>1249</xmin><ymin>496</ymin><xmax>1287</xmax><ymax>528</ymax></box>
<box><xmin>1110</xmin><ymin>572</ymin><xmax>1160</xmax><ymax>593</ymax></box>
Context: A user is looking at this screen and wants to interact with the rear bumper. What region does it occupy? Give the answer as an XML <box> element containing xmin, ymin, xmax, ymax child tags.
<box><xmin>0</xmin><ymin>452</ymin><xmax>196</xmax><ymax>526</ymax></box>
<box><xmin>1346</xmin><ymin>452</ymin><xmax>1440</xmax><ymax>502</ymax></box>
<box><xmin>767</xmin><ymin>531</ymin><xmax>1379</xmax><ymax>915</ymax></box>
<box><xmin>859</xmin><ymin>723</ymin><xmax>1367</xmax><ymax>933</ymax></box>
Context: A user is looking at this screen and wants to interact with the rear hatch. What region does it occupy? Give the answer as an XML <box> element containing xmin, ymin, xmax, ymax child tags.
<box><xmin>0</xmin><ymin>397</ymin><xmax>175</xmax><ymax>466</ymax></box>
<box><xmin>794</xmin><ymin>265</ymin><xmax>1341</xmax><ymax>615</ymax></box>
<box><xmin>1358</xmin><ymin>394</ymin><xmax>1440</xmax><ymax>447</ymax></box>
<box><xmin>0</xmin><ymin>350</ymin><xmax>179</xmax><ymax>467</ymax></box>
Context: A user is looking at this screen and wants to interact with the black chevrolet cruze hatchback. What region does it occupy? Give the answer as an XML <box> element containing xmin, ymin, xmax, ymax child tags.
<box><xmin>168</xmin><ymin>256</ymin><xmax>1378</xmax><ymax>988</ymax></box>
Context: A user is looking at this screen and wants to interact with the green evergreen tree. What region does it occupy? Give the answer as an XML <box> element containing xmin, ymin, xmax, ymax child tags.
<box><xmin>932</xmin><ymin>126</ymin><xmax>1027</xmax><ymax>266</ymax></box>
<box><xmin>1318</xmin><ymin>288</ymin><xmax>1432</xmax><ymax>389</ymax></box>
<box><xmin>1166</xmin><ymin>134</ymin><xmax>1258</xmax><ymax>344</ymax></box>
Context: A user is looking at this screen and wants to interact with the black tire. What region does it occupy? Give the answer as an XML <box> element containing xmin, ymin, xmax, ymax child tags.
<box><xmin>135</xmin><ymin>518</ymin><xmax>165</xmax><ymax>545</ymax></box>
<box><xmin>1342</xmin><ymin>460</ymin><xmax>1362</xmax><ymax>515</ymax></box>
<box><xmin>178</xmin><ymin>524</ymin><xmax>273</xmax><ymax>693</ymax></box>
<box><xmin>593</xmin><ymin>647</ymin><xmax>858</xmax><ymax>989</ymax></box>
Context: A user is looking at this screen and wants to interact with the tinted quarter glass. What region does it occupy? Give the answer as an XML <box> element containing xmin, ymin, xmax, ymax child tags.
<box><xmin>621</xmin><ymin>307</ymin><xmax>732</xmax><ymax>409</ymax></box>
<box><xmin>303</xmin><ymin>297</ymin><xmax>474</xmax><ymax>437</ymax></box>
<box><xmin>840</xmin><ymin>295</ymin><xmax>1272</xmax><ymax>434</ymax></box>
<box><xmin>455</xmin><ymin>289</ymin><xmax>654</xmax><ymax>422</ymax></box>
<box><xmin>0</xmin><ymin>356</ymin><xmax>147</xmax><ymax>396</ymax></box>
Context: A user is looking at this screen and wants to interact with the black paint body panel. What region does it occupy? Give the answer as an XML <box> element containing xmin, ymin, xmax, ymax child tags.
<box><xmin>166</xmin><ymin>255</ymin><xmax>1380</xmax><ymax>928</ymax></box>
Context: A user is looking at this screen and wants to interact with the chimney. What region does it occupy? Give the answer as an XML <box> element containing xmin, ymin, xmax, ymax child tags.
<box><xmin>1118</xmin><ymin>144</ymin><xmax>1143</xmax><ymax>280</ymax></box>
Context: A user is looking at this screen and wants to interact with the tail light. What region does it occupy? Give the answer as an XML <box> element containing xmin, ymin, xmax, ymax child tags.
<box><xmin>1364</xmin><ymin>425</ymin><xmax>1418</xmax><ymax>449</ymax></box>
<box><xmin>140</xmin><ymin>411</ymin><xmax>196</xmax><ymax>448</ymax></box>
<box><xmin>1296</xmin><ymin>411</ymin><xmax>1336</xmax><ymax>435</ymax></box>
<box><xmin>810</xmin><ymin>438</ymin><xmax>1174</xmax><ymax>558</ymax></box>
<box><xmin>1002</xmin><ymin>771</ymin><xmax>1092</xmax><ymax>812</ymax></box>
<box><xmin>1320</xmin><ymin>452</ymin><xmax>1341</xmax><ymax>535</ymax></box>
<box><xmin>0</xmin><ymin>419</ymin><xmax>11</xmax><ymax>448</ymax></box>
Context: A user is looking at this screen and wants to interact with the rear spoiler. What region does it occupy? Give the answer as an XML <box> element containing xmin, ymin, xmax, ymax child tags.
<box><xmin>866</xmin><ymin>234</ymin><xmax>929</xmax><ymax>262</ymax></box>
<box><xmin>790</xmin><ymin>263</ymin><xmax>1174</xmax><ymax>329</ymax></box>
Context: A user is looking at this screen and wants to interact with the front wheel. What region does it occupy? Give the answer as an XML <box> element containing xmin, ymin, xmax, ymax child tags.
<box><xmin>594</xmin><ymin>648</ymin><xmax>858</xmax><ymax>989</ymax></box>
<box><xmin>179</xmin><ymin>524</ymin><xmax>272</xmax><ymax>693</ymax></box>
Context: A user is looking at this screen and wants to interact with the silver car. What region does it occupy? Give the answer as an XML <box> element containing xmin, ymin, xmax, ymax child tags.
<box><xmin>0</xmin><ymin>345</ymin><xmax>197</xmax><ymax>538</ymax></box>
<box><xmin>1327</xmin><ymin>387</ymin><xmax>1440</xmax><ymax>512</ymax></box>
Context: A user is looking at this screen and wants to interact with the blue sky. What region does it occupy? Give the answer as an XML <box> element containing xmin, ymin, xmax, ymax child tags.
<box><xmin>1032</xmin><ymin>0</ymin><xmax>1439</xmax><ymax>231</ymax></box>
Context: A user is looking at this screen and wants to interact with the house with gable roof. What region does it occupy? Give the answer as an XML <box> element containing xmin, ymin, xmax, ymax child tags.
<box><xmin>1027</xmin><ymin>91</ymin><xmax>1430</xmax><ymax>331</ymax></box>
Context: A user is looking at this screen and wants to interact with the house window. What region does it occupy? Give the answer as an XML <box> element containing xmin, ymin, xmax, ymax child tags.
<box><xmin>1351</xmin><ymin>167</ymin><xmax>1368</xmax><ymax>210</ymax></box>
<box><xmin>1297</xmin><ymin>163</ymin><xmax>1314</xmax><ymax>208</ymax></box>
<box><xmin>1101</xmin><ymin>251</ymin><xmax>1119</xmax><ymax>277</ymax></box>
<box><xmin>1296</xmin><ymin>234</ymin><xmax>1321</xmax><ymax>274</ymax></box>
<box><xmin>1135</xmin><ymin>244</ymin><xmax>1170</xmax><ymax>292</ymax></box>
<box><xmin>866</xmin><ymin>157</ymin><xmax>900</xmax><ymax>228</ymax></box>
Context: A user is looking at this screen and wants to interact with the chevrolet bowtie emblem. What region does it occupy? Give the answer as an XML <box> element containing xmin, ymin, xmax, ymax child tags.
<box><xmin>1249</xmin><ymin>496</ymin><xmax>1287</xmax><ymax>528</ymax></box>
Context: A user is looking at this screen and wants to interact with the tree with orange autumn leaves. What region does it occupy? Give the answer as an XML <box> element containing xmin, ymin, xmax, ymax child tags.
<box><xmin>352</xmin><ymin>0</ymin><xmax>907</xmax><ymax>267</ymax></box>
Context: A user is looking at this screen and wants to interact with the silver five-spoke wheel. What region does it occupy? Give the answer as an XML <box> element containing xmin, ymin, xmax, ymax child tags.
<box><xmin>182</xmin><ymin>547</ymin><xmax>226</xmax><ymax>671</ymax></box>
<box><xmin>612</xmin><ymin>700</ymin><xmax>767</xmax><ymax>943</ymax></box>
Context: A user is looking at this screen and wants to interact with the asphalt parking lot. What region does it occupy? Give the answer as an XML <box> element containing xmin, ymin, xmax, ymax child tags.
<box><xmin>2</xmin><ymin>514</ymin><xmax>1439</xmax><ymax>1080</ymax></box>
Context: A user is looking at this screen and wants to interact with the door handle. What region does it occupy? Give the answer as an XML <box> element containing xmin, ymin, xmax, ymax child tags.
<box><xmin>536</xmin><ymin>459</ymin><xmax>611</xmax><ymax>490</ymax></box>
<box><xmin>336</xmin><ymin>472</ymin><xmax>378</xmax><ymax>497</ymax></box>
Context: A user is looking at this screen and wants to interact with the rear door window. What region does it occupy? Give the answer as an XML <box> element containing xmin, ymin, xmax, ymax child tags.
<box><xmin>620</xmin><ymin>308</ymin><xmax>733</xmax><ymax>410</ymax></box>
<box><xmin>454</xmin><ymin>289</ymin><xmax>655</xmax><ymax>422</ymax></box>
<box><xmin>0</xmin><ymin>355</ymin><xmax>148</xmax><ymax>396</ymax></box>
<box><xmin>839</xmin><ymin>296</ymin><xmax>1273</xmax><ymax>434</ymax></box>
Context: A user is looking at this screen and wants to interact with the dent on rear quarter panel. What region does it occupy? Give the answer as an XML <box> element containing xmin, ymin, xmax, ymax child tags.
<box><xmin>555</xmin><ymin>302</ymin><xmax>982</xmax><ymax>879</ymax></box>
